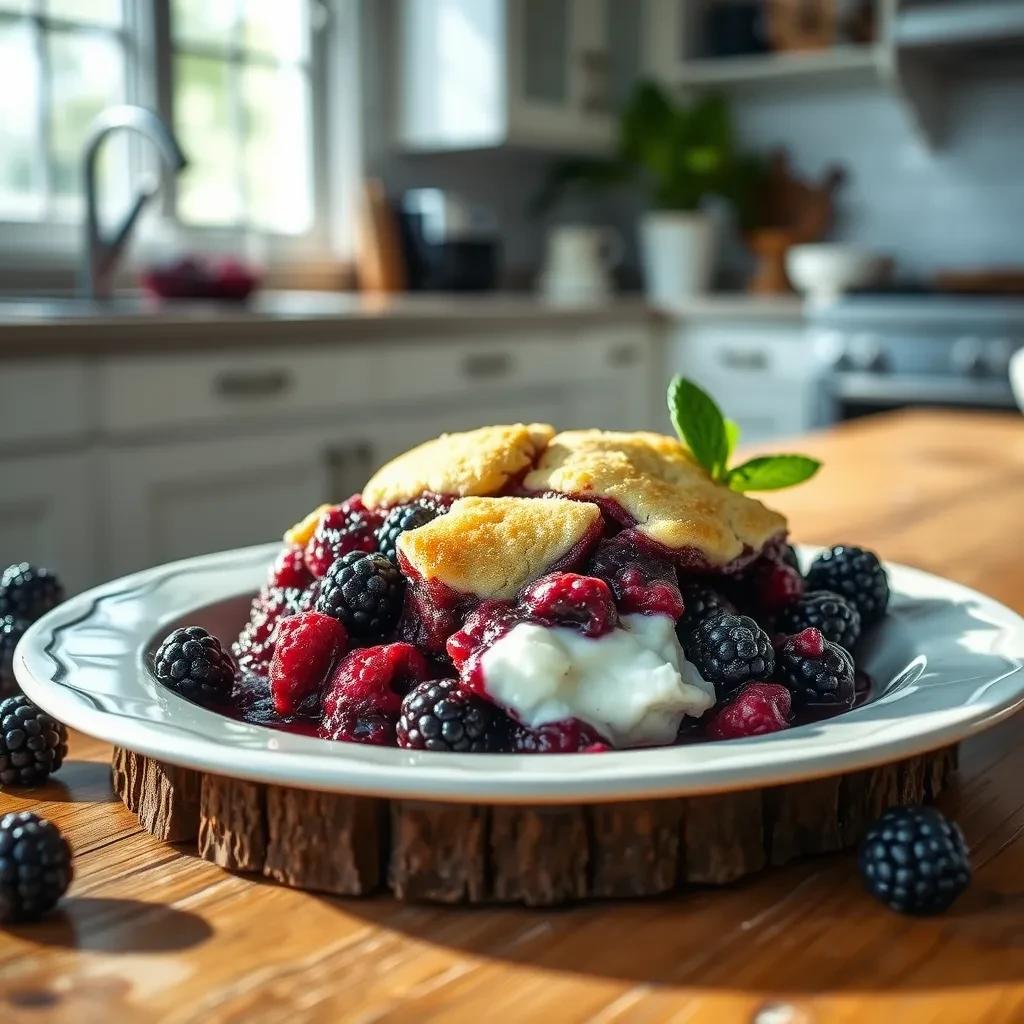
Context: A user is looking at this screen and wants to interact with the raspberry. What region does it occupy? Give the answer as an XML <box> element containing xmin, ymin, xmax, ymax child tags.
<box><xmin>0</xmin><ymin>695</ymin><xmax>68</xmax><ymax>785</ymax></box>
<box><xmin>376</xmin><ymin>502</ymin><xmax>441</xmax><ymax>564</ymax></box>
<box><xmin>519</xmin><ymin>573</ymin><xmax>618</xmax><ymax>637</ymax></box>
<box><xmin>807</xmin><ymin>545</ymin><xmax>890</xmax><ymax>625</ymax></box>
<box><xmin>321</xmin><ymin>643</ymin><xmax>431</xmax><ymax>744</ymax></box>
<box><xmin>859</xmin><ymin>806</ymin><xmax>970</xmax><ymax>915</ymax></box>
<box><xmin>0</xmin><ymin>811</ymin><xmax>72</xmax><ymax>923</ymax></box>
<box><xmin>586</xmin><ymin>540</ymin><xmax>684</xmax><ymax>619</ymax></box>
<box><xmin>153</xmin><ymin>626</ymin><xmax>236</xmax><ymax>705</ymax></box>
<box><xmin>0</xmin><ymin>564</ymin><xmax>64</xmax><ymax>623</ymax></box>
<box><xmin>397</xmin><ymin>678</ymin><xmax>508</xmax><ymax>752</ymax></box>
<box><xmin>510</xmin><ymin>718</ymin><xmax>608</xmax><ymax>753</ymax></box>
<box><xmin>316</xmin><ymin>551</ymin><xmax>405</xmax><ymax>640</ymax></box>
<box><xmin>676</xmin><ymin>583</ymin><xmax>736</xmax><ymax>639</ymax></box>
<box><xmin>775</xmin><ymin>627</ymin><xmax>855</xmax><ymax>708</ymax></box>
<box><xmin>446</xmin><ymin>600</ymin><xmax>523</xmax><ymax>673</ymax></box>
<box><xmin>0</xmin><ymin>615</ymin><xmax>28</xmax><ymax>699</ymax></box>
<box><xmin>685</xmin><ymin>613</ymin><xmax>774</xmax><ymax>697</ymax></box>
<box><xmin>267</xmin><ymin>545</ymin><xmax>313</xmax><ymax>590</ymax></box>
<box><xmin>269</xmin><ymin>612</ymin><xmax>348</xmax><ymax>715</ymax></box>
<box><xmin>777</xmin><ymin>590</ymin><xmax>862</xmax><ymax>650</ymax></box>
<box><xmin>304</xmin><ymin>504</ymin><xmax>380</xmax><ymax>579</ymax></box>
<box><xmin>232</xmin><ymin>587</ymin><xmax>303</xmax><ymax>673</ymax></box>
<box><xmin>705</xmin><ymin>682</ymin><xmax>791</xmax><ymax>740</ymax></box>
<box><xmin>751</xmin><ymin>559</ymin><xmax>804</xmax><ymax>614</ymax></box>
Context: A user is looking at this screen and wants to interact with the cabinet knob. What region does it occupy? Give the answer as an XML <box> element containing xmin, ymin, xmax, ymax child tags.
<box><xmin>461</xmin><ymin>352</ymin><xmax>512</xmax><ymax>379</ymax></box>
<box><xmin>718</xmin><ymin>348</ymin><xmax>768</xmax><ymax>372</ymax></box>
<box><xmin>214</xmin><ymin>369</ymin><xmax>292</xmax><ymax>398</ymax></box>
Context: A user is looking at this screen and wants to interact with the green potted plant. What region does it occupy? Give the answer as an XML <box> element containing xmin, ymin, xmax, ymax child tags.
<box><xmin>534</xmin><ymin>82</ymin><xmax>759</xmax><ymax>302</ymax></box>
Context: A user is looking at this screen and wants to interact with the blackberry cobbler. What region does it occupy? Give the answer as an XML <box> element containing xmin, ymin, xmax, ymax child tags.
<box><xmin>153</xmin><ymin>383</ymin><xmax>890</xmax><ymax>752</ymax></box>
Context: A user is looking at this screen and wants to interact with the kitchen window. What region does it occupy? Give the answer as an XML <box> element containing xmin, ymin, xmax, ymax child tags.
<box><xmin>0</xmin><ymin>0</ymin><xmax>345</xmax><ymax>261</ymax></box>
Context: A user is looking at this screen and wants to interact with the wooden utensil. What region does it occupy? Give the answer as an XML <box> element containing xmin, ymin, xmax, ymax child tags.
<box><xmin>356</xmin><ymin>178</ymin><xmax>406</xmax><ymax>294</ymax></box>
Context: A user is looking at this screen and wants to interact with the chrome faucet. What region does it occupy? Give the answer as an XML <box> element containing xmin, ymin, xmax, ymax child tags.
<box><xmin>81</xmin><ymin>105</ymin><xmax>187</xmax><ymax>300</ymax></box>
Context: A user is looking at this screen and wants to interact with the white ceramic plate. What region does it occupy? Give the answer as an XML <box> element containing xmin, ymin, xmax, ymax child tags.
<box><xmin>15</xmin><ymin>543</ymin><xmax>1024</xmax><ymax>804</ymax></box>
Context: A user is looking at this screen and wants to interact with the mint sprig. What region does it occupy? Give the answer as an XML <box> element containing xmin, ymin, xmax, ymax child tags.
<box><xmin>666</xmin><ymin>376</ymin><xmax>821</xmax><ymax>492</ymax></box>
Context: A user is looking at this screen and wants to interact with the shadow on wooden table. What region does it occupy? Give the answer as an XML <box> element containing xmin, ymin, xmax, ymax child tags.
<box><xmin>7</xmin><ymin>897</ymin><xmax>213</xmax><ymax>953</ymax></box>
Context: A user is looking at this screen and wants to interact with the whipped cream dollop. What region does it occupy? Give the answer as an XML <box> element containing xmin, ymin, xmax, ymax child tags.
<box><xmin>478</xmin><ymin>613</ymin><xmax>715</xmax><ymax>748</ymax></box>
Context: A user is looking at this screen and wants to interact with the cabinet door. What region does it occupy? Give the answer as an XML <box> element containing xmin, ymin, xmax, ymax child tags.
<box><xmin>103</xmin><ymin>431</ymin><xmax>375</xmax><ymax>578</ymax></box>
<box><xmin>0</xmin><ymin>452</ymin><xmax>98</xmax><ymax>595</ymax></box>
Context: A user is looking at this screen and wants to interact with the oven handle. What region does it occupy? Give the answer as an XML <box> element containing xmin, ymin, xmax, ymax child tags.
<box><xmin>830</xmin><ymin>373</ymin><xmax>1016</xmax><ymax>407</ymax></box>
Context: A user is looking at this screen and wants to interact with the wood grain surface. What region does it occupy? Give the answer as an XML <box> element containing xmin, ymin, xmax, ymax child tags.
<box><xmin>1</xmin><ymin>409</ymin><xmax>1023</xmax><ymax>1024</ymax></box>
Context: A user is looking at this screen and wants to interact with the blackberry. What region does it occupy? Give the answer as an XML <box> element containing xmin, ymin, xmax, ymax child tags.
<box><xmin>153</xmin><ymin>626</ymin><xmax>236</xmax><ymax>705</ymax></box>
<box><xmin>397</xmin><ymin>679</ymin><xmax>507</xmax><ymax>752</ymax></box>
<box><xmin>676</xmin><ymin>583</ymin><xmax>736</xmax><ymax>639</ymax></box>
<box><xmin>0</xmin><ymin>695</ymin><xmax>68</xmax><ymax>786</ymax></box>
<box><xmin>859</xmin><ymin>806</ymin><xmax>970</xmax><ymax>915</ymax></box>
<box><xmin>777</xmin><ymin>590</ymin><xmax>862</xmax><ymax>650</ymax></box>
<box><xmin>0</xmin><ymin>811</ymin><xmax>72</xmax><ymax>923</ymax></box>
<box><xmin>686</xmin><ymin>613</ymin><xmax>774</xmax><ymax>697</ymax></box>
<box><xmin>775</xmin><ymin>627</ymin><xmax>855</xmax><ymax>708</ymax></box>
<box><xmin>376</xmin><ymin>502</ymin><xmax>440</xmax><ymax>565</ymax></box>
<box><xmin>315</xmin><ymin>551</ymin><xmax>404</xmax><ymax>640</ymax></box>
<box><xmin>0</xmin><ymin>616</ymin><xmax>29</xmax><ymax>699</ymax></box>
<box><xmin>779</xmin><ymin>543</ymin><xmax>801</xmax><ymax>573</ymax></box>
<box><xmin>807</xmin><ymin>545</ymin><xmax>889</xmax><ymax>625</ymax></box>
<box><xmin>0</xmin><ymin>564</ymin><xmax>64</xmax><ymax>623</ymax></box>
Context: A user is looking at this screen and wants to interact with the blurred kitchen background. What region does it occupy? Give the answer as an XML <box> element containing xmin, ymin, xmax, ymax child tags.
<box><xmin>2</xmin><ymin>0</ymin><xmax>1024</xmax><ymax>592</ymax></box>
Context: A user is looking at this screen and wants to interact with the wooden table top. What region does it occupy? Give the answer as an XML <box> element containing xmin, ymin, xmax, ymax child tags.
<box><xmin>2</xmin><ymin>409</ymin><xmax>1023</xmax><ymax>1024</ymax></box>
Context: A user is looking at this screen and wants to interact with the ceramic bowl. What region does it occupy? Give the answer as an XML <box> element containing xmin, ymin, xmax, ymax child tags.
<box><xmin>786</xmin><ymin>244</ymin><xmax>890</xmax><ymax>300</ymax></box>
<box><xmin>15</xmin><ymin>543</ymin><xmax>1024</xmax><ymax>804</ymax></box>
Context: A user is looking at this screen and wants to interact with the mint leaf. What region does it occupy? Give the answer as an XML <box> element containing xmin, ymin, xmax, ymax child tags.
<box><xmin>726</xmin><ymin>455</ymin><xmax>821</xmax><ymax>492</ymax></box>
<box><xmin>667</xmin><ymin>376</ymin><xmax>729</xmax><ymax>480</ymax></box>
<box><xmin>724</xmin><ymin>418</ymin><xmax>741</xmax><ymax>461</ymax></box>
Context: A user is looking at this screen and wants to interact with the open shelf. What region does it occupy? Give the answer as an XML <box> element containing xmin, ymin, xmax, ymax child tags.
<box><xmin>675</xmin><ymin>45</ymin><xmax>884</xmax><ymax>89</ymax></box>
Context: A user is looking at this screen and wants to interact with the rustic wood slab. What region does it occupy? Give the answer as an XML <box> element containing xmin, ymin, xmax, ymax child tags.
<box><xmin>111</xmin><ymin>744</ymin><xmax>957</xmax><ymax>906</ymax></box>
<box><xmin>4</xmin><ymin>410</ymin><xmax>1024</xmax><ymax>1022</ymax></box>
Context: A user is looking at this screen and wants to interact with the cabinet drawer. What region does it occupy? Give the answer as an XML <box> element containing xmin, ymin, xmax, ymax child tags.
<box><xmin>1</xmin><ymin>359</ymin><xmax>91</xmax><ymax>446</ymax></box>
<box><xmin>98</xmin><ymin>348</ymin><xmax>378</xmax><ymax>436</ymax></box>
<box><xmin>676</xmin><ymin>323</ymin><xmax>813</xmax><ymax>383</ymax></box>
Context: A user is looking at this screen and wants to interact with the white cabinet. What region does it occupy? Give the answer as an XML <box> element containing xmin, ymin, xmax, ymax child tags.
<box><xmin>397</xmin><ymin>0</ymin><xmax>646</xmax><ymax>152</ymax></box>
<box><xmin>0</xmin><ymin>452</ymin><xmax>98</xmax><ymax>594</ymax></box>
<box><xmin>102</xmin><ymin>430</ymin><xmax>376</xmax><ymax>577</ymax></box>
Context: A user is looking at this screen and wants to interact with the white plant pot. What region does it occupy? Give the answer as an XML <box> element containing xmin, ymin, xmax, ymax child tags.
<box><xmin>640</xmin><ymin>211</ymin><xmax>716</xmax><ymax>304</ymax></box>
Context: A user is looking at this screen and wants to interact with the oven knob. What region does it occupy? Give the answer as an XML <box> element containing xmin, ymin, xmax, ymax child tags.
<box><xmin>951</xmin><ymin>337</ymin><xmax>985</xmax><ymax>376</ymax></box>
<box><xmin>983</xmin><ymin>338</ymin><xmax>1015</xmax><ymax>378</ymax></box>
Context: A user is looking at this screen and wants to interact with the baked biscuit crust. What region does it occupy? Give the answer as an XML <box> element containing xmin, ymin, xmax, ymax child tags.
<box><xmin>524</xmin><ymin>430</ymin><xmax>786</xmax><ymax>566</ymax></box>
<box><xmin>362</xmin><ymin>423</ymin><xmax>555</xmax><ymax>509</ymax></box>
<box><xmin>397</xmin><ymin>496</ymin><xmax>602</xmax><ymax>600</ymax></box>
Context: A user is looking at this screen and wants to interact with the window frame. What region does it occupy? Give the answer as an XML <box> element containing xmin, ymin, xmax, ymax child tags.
<box><xmin>0</xmin><ymin>0</ymin><xmax>358</xmax><ymax>276</ymax></box>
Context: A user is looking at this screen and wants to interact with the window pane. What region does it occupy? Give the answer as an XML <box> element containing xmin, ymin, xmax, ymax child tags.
<box><xmin>0</xmin><ymin>20</ymin><xmax>42</xmax><ymax>218</ymax></box>
<box><xmin>0</xmin><ymin>1</ymin><xmax>32</xmax><ymax>13</ymax></box>
<box><xmin>172</xmin><ymin>0</ymin><xmax>237</xmax><ymax>49</ymax></box>
<box><xmin>49</xmin><ymin>29</ymin><xmax>126</xmax><ymax>205</ymax></box>
<box><xmin>241</xmin><ymin>0</ymin><xmax>308</xmax><ymax>61</ymax></box>
<box><xmin>46</xmin><ymin>0</ymin><xmax>123</xmax><ymax>27</ymax></box>
<box><xmin>241</xmin><ymin>63</ymin><xmax>312</xmax><ymax>234</ymax></box>
<box><xmin>174</xmin><ymin>54</ymin><xmax>242</xmax><ymax>225</ymax></box>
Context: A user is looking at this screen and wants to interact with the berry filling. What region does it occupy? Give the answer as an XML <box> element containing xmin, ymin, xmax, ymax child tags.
<box><xmin>304</xmin><ymin>503</ymin><xmax>382</xmax><ymax>579</ymax></box>
<box><xmin>509</xmin><ymin>718</ymin><xmax>609</xmax><ymax>753</ymax></box>
<box><xmin>520</xmin><ymin>573</ymin><xmax>618</xmax><ymax>637</ymax></box>
<box><xmin>586</xmin><ymin>538</ymin><xmax>685</xmax><ymax>619</ymax></box>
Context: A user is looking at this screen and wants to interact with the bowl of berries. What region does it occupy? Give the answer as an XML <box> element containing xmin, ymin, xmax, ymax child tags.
<box><xmin>14</xmin><ymin>378</ymin><xmax>1024</xmax><ymax>905</ymax></box>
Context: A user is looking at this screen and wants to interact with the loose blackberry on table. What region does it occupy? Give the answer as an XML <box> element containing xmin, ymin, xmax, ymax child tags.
<box><xmin>775</xmin><ymin>627</ymin><xmax>855</xmax><ymax>708</ymax></box>
<box><xmin>376</xmin><ymin>502</ymin><xmax>441</xmax><ymax>565</ymax></box>
<box><xmin>315</xmin><ymin>551</ymin><xmax>404</xmax><ymax>640</ymax></box>
<box><xmin>153</xmin><ymin>626</ymin><xmax>236</xmax><ymax>705</ymax></box>
<box><xmin>397</xmin><ymin>678</ymin><xmax>508</xmax><ymax>752</ymax></box>
<box><xmin>0</xmin><ymin>694</ymin><xmax>68</xmax><ymax>786</ymax></box>
<box><xmin>859</xmin><ymin>805</ymin><xmax>970</xmax><ymax>915</ymax></box>
<box><xmin>777</xmin><ymin>590</ymin><xmax>862</xmax><ymax>650</ymax></box>
<box><xmin>807</xmin><ymin>545</ymin><xmax>890</xmax><ymax>625</ymax></box>
<box><xmin>0</xmin><ymin>615</ymin><xmax>29</xmax><ymax>699</ymax></box>
<box><xmin>685</xmin><ymin>613</ymin><xmax>774</xmax><ymax>697</ymax></box>
<box><xmin>0</xmin><ymin>564</ymin><xmax>64</xmax><ymax>623</ymax></box>
<box><xmin>0</xmin><ymin>811</ymin><xmax>72</xmax><ymax>923</ymax></box>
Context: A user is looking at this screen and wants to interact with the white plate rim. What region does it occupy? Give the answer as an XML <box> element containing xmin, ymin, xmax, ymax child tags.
<box><xmin>14</xmin><ymin>542</ymin><xmax>1024</xmax><ymax>804</ymax></box>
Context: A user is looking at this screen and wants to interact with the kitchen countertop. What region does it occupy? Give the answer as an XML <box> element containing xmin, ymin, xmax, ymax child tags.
<box><xmin>2</xmin><ymin>409</ymin><xmax>1023</xmax><ymax>1023</ymax></box>
<box><xmin>0</xmin><ymin>291</ymin><xmax>804</xmax><ymax>356</ymax></box>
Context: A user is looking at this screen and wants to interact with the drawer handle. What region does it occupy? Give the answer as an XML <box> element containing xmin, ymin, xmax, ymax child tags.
<box><xmin>214</xmin><ymin>369</ymin><xmax>292</xmax><ymax>398</ymax></box>
<box><xmin>608</xmin><ymin>344</ymin><xmax>639</xmax><ymax>367</ymax></box>
<box><xmin>718</xmin><ymin>349</ymin><xmax>768</xmax><ymax>371</ymax></box>
<box><xmin>461</xmin><ymin>353</ymin><xmax>512</xmax><ymax>379</ymax></box>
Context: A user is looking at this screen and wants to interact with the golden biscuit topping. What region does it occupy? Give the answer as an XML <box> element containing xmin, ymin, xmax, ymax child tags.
<box><xmin>362</xmin><ymin>423</ymin><xmax>554</xmax><ymax>509</ymax></box>
<box><xmin>524</xmin><ymin>430</ymin><xmax>786</xmax><ymax>566</ymax></box>
<box><xmin>397</xmin><ymin>496</ymin><xmax>601</xmax><ymax>600</ymax></box>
